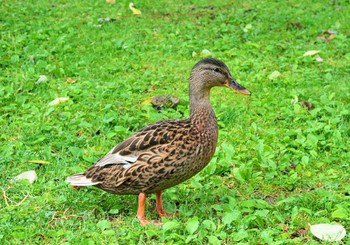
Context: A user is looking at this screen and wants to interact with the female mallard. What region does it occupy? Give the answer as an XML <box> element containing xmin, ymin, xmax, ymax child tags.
<box><xmin>67</xmin><ymin>58</ymin><xmax>250</xmax><ymax>225</ymax></box>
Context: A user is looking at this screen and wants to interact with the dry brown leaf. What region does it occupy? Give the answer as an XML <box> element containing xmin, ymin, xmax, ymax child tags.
<box><xmin>106</xmin><ymin>0</ymin><xmax>115</xmax><ymax>3</ymax></box>
<box><xmin>317</xmin><ymin>30</ymin><xmax>337</xmax><ymax>42</ymax></box>
<box><xmin>300</xmin><ymin>101</ymin><xmax>314</xmax><ymax>111</ymax></box>
<box><xmin>66</xmin><ymin>77</ymin><xmax>77</xmax><ymax>83</ymax></box>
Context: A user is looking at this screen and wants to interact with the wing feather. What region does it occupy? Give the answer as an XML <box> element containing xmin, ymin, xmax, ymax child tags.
<box><xmin>67</xmin><ymin>118</ymin><xmax>197</xmax><ymax>190</ymax></box>
<box><xmin>93</xmin><ymin>119</ymin><xmax>192</xmax><ymax>168</ymax></box>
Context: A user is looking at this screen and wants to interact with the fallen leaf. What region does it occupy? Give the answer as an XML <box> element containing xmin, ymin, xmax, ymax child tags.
<box><xmin>300</xmin><ymin>101</ymin><xmax>314</xmax><ymax>110</ymax></box>
<box><xmin>200</xmin><ymin>49</ymin><xmax>212</xmax><ymax>57</ymax></box>
<box><xmin>317</xmin><ymin>30</ymin><xmax>337</xmax><ymax>42</ymax></box>
<box><xmin>36</xmin><ymin>75</ymin><xmax>48</xmax><ymax>84</ymax></box>
<box><xmin>303</xmin><ymin>50</ymin><xmax>320</xmax><ymax>57</ymax></box>
<box><xmin>268</xmin><ymin>70</ymin><xmax>281</xmax><ymax>80</ymax></box>
<box><xmin>27</xmin><ymin>160</ymin><xmax>51</xmax><ymax>164</ymax></box>
<box><xmin>290</xmin><ymin>228</ymin><xmax>307</xmax><ymax>239</ymax></box>
<box><xmin>141</xmin><ymin>97</ymin><xmax>152</xmax><ymax>105</ymax></box>
<box><xmin>315</xmin><ymin>55</ymin><xmax>323</xmax><ymax>62</ymax></box>
<box><xmin>14</xmin><ymin>170</ymin><xmax>37</xmax><ymax>184</ymax></box>
<box><xmin>310</xmin><ymin>223</ymin><xmax>346</xmax><ymax>242</ymax></box>
<box><xmin>106</xmin><ymin>0</ymin><xmax>115</xmax><ymax>3</ymax></box>
<box><xmin>66</xmin><ymin>77</ymin><xmax>77</xmax><ymax>83</ymax></box>
<box><xmin>327</xmin><ymin>34</ymin><xmax>335</xmax><ymax>40</ymax></box>
<box><xmin>129</xmin><ymin>3</ymin><xmax>141</xmax><ymax>15</ymax></box>
<box><xmin>291</xmin><ymin>95</ymin><xmax>299</xmax><ymax>104</ymax></box>
<box><xmin>48</xmin><ymin>97</ymin><xmax>69</xmax><ymax>106</ymax></box>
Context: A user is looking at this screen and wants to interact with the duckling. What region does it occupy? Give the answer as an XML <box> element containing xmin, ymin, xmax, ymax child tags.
<box><xmin>67</xmin><ymin>58</ymin><xmax>251</xmax><ymax>225</ymax></box>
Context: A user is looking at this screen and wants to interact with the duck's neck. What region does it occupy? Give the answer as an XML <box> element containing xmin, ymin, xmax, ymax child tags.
<box><xmin>189</xmin><ymin>80</ymin><xmax>218</xmax><ymax>160</ymax></box>
<box><xmin>189</xmin><ymin>79</ymin><xmax>210</xmax><ymax>111</ymax></box>
<box><xmin>189</xmin><ymin>85</ymin><xmax>218</xmax><ymax>158</ymax></box>
<box><xmin>190</xmin><ymin>103</ymin><xmax>217</xmax><ymax>128</ymax></box>
<box><xmin>189</xmin><ymin>83</ymin><xmax>216</xmax><ymax>125</ymax></box>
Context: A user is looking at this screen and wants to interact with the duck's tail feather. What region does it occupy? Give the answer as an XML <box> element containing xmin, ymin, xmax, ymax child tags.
<box><xmin>66</xmin><ymin>173</ymin><xmax>100</xmax><ymax>186</ymax></box>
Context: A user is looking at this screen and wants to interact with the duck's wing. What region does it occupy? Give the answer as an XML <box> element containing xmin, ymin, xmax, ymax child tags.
<box><xmin>95</xmin><ymin>118</ymin><xmax>193</xmax><ymax>167</ymax></box>
<box><xmin>67</xmin><ymin>118</ymin><xmax>197</xmax><ymax>187</ymax></box>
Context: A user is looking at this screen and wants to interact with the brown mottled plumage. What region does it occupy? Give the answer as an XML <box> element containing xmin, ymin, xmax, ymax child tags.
<box><xmin>67</xmin><ymin>58</ymin><xmax>251</xmax><ymax>225</ymax></box>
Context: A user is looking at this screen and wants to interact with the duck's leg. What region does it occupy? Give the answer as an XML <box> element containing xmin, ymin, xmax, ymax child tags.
<box><xmin>136</xmin><ymin>192</ymin><xmax>150</xmax><ymax>225</ymax></box>
<box><xmin>155</xmin><ymin>191</ymin><xmax>175</xmax><ymax>217</ymax></box>
<box><xmin>137</xmin><ymin>193</ymin><xmax>162</xmax><ymax>226</ymax></box>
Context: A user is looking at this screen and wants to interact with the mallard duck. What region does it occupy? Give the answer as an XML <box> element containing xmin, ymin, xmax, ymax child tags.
<box><xmin>67</xmin><ymin>58</ymin><xmax>251</xmax><ymax>225</ymax></box>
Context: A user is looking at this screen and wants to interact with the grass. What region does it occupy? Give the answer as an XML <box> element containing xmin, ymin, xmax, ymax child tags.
<box><xmin>1</xmin><ymin>0</ymin><xmax>349</xmax><ymax>244</ymax></box>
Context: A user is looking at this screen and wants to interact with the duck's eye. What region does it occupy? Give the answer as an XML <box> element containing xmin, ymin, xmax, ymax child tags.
<box><xmin>213</xmin><ymin>68</ymin><xmax>221</xmax><ymax>73</ymax></box>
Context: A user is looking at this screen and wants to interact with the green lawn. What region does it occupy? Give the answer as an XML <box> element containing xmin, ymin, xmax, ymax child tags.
<box><xmin>1</xmin><ymin>0</ymin><xmax>349</xmax><ymax>244</ymax></box>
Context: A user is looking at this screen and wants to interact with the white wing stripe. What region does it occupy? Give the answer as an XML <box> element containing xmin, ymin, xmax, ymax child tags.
<box><xmin>95</xmin><ymin>152</ymin><xmax>138</xmax><ymax>167</ymax></box>
<box><xmin>66</xmin><ymin>173</ymin><xmax>100</xmax><ymax>186</ymax></box>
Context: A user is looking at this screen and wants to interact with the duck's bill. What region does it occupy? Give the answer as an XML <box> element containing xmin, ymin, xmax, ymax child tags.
<box><xmin>227</xmin><ymin>79</ymin><xmax>251</xmax><ymax>95</ymax></box>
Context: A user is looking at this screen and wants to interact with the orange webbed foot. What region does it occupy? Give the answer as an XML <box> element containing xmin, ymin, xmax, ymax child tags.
<box><xmin>155</xmin><ymin>191</ymin><xmax>178</xmax><ymax>218</ymax></box>
<box><xmin>137</xmin><ymin>192</ymin><xmax>178</xmax><ymax>226</ymax></box>
<box><xmin>137</xmin><ymin>192</ymin><xmax>163</xmax><ymax>226</ymax></box>
<box><xmin>138</xmin><ymin>217</ymin><xmax>163</xmax><ymax>226</ymax></box>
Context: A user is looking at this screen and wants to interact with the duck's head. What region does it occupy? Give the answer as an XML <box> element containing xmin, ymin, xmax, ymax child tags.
<box><xmin>190</xmin><ymin>58</ymin><xmax>251</xmax><ymax>96</ymax></box>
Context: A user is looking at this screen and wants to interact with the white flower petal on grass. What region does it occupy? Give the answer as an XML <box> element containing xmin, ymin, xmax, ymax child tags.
<box><xmin>268</xmin><ymin>70</ymin><xmax>281</xmax><ymax>80</ymax></box>
<box><xmin>36</xmin><ymin>75</ymin><xmax>48</xmax><ymax>84</ymax></box>
<box><xmin>200</xmin><ymin>49</ymin><xmax>212</xmax><ymax>57</ymax></box>
<box><xmin>14</xmin><ymin>170</ymin><xmax>37</xmax><ymax>184</ymax></box>
<box><xmin>315</xmin><ymin>55</ymin><xmax>324</xmax><ymax>62</ymax></box>
<box><xmin>48</xmin><ymin>97</ymin><xmax>69</xmax><ymax>106</ymax></box>
<box><xmin>310</xmin><ymin>223</ymin><xmax>346</xmax><ymax>242</ymax></box>
<box><xmin>303</xmin><ymin>50</ymin><xmax>320</xmax><ymax>57</ymax></box>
